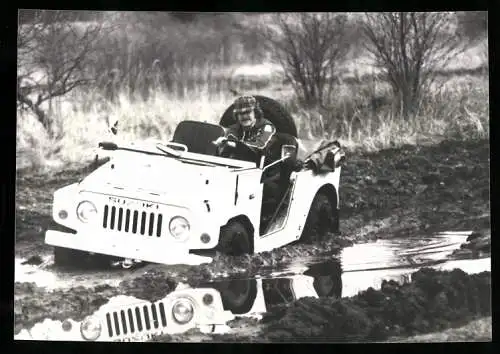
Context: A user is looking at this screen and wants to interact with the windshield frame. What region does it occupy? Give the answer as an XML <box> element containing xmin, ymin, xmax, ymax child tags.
<box><xmin>112</xmin><ymin>143</ymin><xmax>258</xmax><ymax>170</ymax></box>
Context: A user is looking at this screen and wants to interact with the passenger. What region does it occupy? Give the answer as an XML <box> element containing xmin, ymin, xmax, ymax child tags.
<box><xmin>213</xmin><ymin>95</ymin><xmax>276</xmax><ymax>164</ymax></box>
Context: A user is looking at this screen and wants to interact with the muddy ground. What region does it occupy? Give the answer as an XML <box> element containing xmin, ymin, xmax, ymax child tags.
<box><xmin>157</xmin><ymin>268</ymin><xmax>490</xmax><ymax>343</ymax></box>
<box><xmin>14</xmin><ymin>138</ymin><xmax>491</xmax><ymax>340</ymax></box>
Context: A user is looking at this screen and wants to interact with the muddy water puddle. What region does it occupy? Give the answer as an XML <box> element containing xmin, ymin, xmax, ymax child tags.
<box><xmin>15</xmin><ymin>231</ymin><xmax>490</xmax><ymax>341</ymax></box>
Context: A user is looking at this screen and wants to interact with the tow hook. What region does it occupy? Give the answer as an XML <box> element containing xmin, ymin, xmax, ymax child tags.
<box><xmin>122</xmin><ymin>258</ymin><xmax>134</xmax><ymax>269</ymax></box>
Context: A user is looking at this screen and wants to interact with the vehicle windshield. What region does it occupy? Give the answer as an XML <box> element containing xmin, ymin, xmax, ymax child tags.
<box><xmin>155</xmin><ymin>143</ymin><xmax>255</xmax><ymax>169</ymax></box>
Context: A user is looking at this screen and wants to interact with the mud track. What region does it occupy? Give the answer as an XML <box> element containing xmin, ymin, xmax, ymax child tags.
<box><xmin>15</xmin><ymin>138</ymin><xmax>491</xmax><ymax>340</ymax></box>
<box><xmin>189</xmin><ymin>268</ymin><xmax>491</xmax><ymax>343</ymax></box>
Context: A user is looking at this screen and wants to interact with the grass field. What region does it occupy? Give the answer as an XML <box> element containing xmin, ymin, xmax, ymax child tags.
<box><xmin>16</xmin><ymin>36</ymin><xmax>488</xmax><ymax>174</ymax></box>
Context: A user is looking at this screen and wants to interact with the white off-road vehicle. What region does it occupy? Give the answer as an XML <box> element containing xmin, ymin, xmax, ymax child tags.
<box><xmin>45</xmin><ymin>96</ymin><xmax>345</xmax><ymax>266</ymax></box>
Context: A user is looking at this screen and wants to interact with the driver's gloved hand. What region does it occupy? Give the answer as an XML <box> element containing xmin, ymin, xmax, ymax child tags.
<box><xmin>212</xmin><ymin>136</ymin><xmax>228</xmax><ymax>146</ymax></box>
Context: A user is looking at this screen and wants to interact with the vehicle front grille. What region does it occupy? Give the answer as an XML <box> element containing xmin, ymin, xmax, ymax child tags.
<box><xmin>103</xmin><ymin>205</ymin><xmax>163</xmax><ymax>237</ymax></box>
<box><xmin>105</xmin><ymin>302</ymin><xmax>168</xmax><ymax>338</ymax></box>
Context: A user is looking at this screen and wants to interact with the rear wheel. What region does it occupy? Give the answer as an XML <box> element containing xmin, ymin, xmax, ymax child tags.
<box><xmin>217</xmin><ymin>221</ymin><xmax>253</xmax><ymax>256</ymax></box>
<box><xmin>301</xmin><ymin>193</ymin><xmax>338</xmax><ymax>243</ymax></box>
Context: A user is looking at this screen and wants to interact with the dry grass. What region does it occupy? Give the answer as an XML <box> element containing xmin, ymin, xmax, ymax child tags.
<box><xmin>16</xmin><ymin>35</ymin><xmax>489</xmax><ymax>174</ymax></box>
<box><xmin>16</xmin><ymin>85</ymin><xmax>235</xmax><ymax>173</ymax></box>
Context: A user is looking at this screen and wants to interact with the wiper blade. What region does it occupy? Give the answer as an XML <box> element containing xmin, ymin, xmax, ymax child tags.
<box><xmin>99</xmin><ymin>141</ymin><xmax>165</xmax><ymax>156</ymax></box>
<box><xmin>156</xmin><ymin>143</ymin><xmax>182</xmax><ymax>157</ymax></box>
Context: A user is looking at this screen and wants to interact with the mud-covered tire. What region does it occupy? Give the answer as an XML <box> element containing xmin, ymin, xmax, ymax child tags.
<box><xmin>216</xmin><ymin>279</ymin><xmax>258</xmax><ymax>314</ymax></box>
<box><xmin>305</xmin><ymin>262</ymin><xmax>343</xmax><ymax>298</ymax></box>
<box><xmin>301</xmin><ymin>193</ymin><xmax>338</xmax><ymax>243</ymax></box>
<box><xmin>217</xmin><ymin>221</ymin><xmax>253</xmax><ymax>256</ymax></box>
<box><xmin>53</xmin><ymin>247</ymin><xmax>90</xmax><ymax>268</ymax></box>
<box><xmin>219</xmin><ymin>95</ymin><xmax>298</xmax><ymax>138</ymax></box>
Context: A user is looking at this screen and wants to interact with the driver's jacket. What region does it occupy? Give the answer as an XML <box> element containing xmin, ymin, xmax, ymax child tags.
<box><xmin>225</xmin><ymin>118</ymin><xmax>277</xmax><ymax>153</ymax></box>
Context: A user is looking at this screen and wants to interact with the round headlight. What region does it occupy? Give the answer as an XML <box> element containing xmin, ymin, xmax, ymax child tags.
<box><xmin>76</xmin><ymin>201</ymin><xmax>98</xmax><ymax>223</ymax></box>
<box><xmin>80</xmin><ymin>316</ymin><xmax>102</xmax><ymax>341</ymax></box>
<box><xmin>172</xmin><ymin>298</ymin><xmax>194</xmax><ymax>324</ymax></box>
<box><xmin>169</xmin><ymin>216</ymin><xmax>190</xmax><ymax>241</ymax></box>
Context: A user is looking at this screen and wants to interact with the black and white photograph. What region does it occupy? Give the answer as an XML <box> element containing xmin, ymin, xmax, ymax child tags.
<box><xmin>15</xmin><ymin>10</ymin><xmax>490</xmax><ymax>342</ymax></box>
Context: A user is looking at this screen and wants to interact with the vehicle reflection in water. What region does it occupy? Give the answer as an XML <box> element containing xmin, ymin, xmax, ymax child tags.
<box><xmin>15</xmin><ymin>232</ymin><xmax>490</xmax><ymax>342</ymax></box>
<box><xmin>205</xmin><ymin>261</ymin><xmax>343</xmax><ymax>318</ymax></box>
<box><xmin>14</xmin><ymin>260</ymin><xmax>343</xmax><ymax>342</ymax></box>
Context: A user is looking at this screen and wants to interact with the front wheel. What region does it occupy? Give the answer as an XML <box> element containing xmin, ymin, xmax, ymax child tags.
<box><xmin>301</xmin><ymin>193</ymin><xmax>338</xmax><ymax>243</ymax></box>
<box><xmin>216</xmin><ymin>279</ymin><xmax>258</xmax><ymax>314</ymax></box>
<box><xmin>217</xmin><ymin>221</ymin><xmax>253</xmax><ymax>256</ymax></box>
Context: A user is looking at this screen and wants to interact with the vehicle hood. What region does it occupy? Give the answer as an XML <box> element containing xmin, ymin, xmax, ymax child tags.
<box><xmin>79</xmin><ymin>152</ymin><xmax>230</xmax><ymax>197</ymax></box>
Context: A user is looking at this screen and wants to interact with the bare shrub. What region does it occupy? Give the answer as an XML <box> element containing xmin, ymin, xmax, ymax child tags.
<box><xmin>17</xmin><ymin>10</ymin><xmax>112</xmax><ymax>138</ymax></box>
<box><xmin>361</xmin><ymin>12</ymin><xmax>468</xmax><ymax>119</ymax></box>
<box><xmin>261</xmin><ymin>13</ymin><xmax>352</xmax><ymax>107</ymax></box>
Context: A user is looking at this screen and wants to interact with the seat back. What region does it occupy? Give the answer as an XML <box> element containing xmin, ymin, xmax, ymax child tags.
<box><xmin>172</xmin><ymin>120</ymin><xmax>225</xmax><ymax>156</ymax></box>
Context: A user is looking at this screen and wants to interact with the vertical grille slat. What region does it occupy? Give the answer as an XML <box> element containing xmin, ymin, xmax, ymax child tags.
<box><xmin>140</xmin><ymin>212</ymin><xmax>147</xmax><ymax>235</ymax></box>
<box><xmin>106</xmin><ymin>313</ymin><xmax>113</xmax><ymax>337</ymax></box>
<box><xmin>120</xmin><ymin>310</ymin><xmax>128</xmax><ymax>335</ymax></box>
<box><xmin>110</xmin><ymin>206</ymin><xmax>116</xmax><ymax>230</ymax></box>
<box><xmin>125</xmin><ymin>209</ymin><xmax>131</xmax><ymax>232</ymax></box>
<box><xmin>132</xmin><ymin>211</ymin><xmax>139</xmax><ymax>234</ymax></box>
<box><xmin>103</xmin><ymin>205</ymin><xmax>109</xmax><ymax>228</ymax></box>
<box><xmin>151</xmin><ymin>304</ymin><xmax>159</xmax><ymax>329</ymax></box>
<box><xmin>156</xmin><ymin>214</ymin><xmax>163</xmax><ymax>237</ymax></box>
<box><xmin>143</xmin><ymin>305</ymin><xmax>151</xmax><ymax>330</ymax></box>
<box><xmin>159</xmin><ymin>302</ymin><xmax>167</xmax><ymax>327</ymax></box>
<box><xmin>135</xmin><ymin>307</ymin><xmax>143</xmax><ymax>332</ymax></box>
<box><xmin>117</xmin><ymin>208</ymin><xmax>124</xmax><ymax>231</ymax></box>
<box><xmin>148</xmin><ymin>213</ymin><xmax>155</xmax><ymax>236</ymax></box>
<box><xmin>113</xmin><ymin>312</ymin><xmax>121</xmax><ymax>336</ymax></box>
<box><xmin>127</xmin><ymin>308</ymin><xmax>135</xmax><ymax>333</ymax></box>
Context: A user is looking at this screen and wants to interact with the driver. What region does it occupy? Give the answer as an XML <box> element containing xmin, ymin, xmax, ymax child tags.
<box><xmin>213</xmin><ymin>95</ymin><xmax>276</xmax><ymax>163</ymax></box>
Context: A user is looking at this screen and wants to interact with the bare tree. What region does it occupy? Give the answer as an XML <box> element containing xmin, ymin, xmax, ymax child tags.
<box><xmin>17</xmin><ymin>10</ymin><xmax>107</xmax><ymax>137</ymax></box>
<box><xmin>262</xmin><ymin>13</ymin><xmax>351</xmax><ymax>107</ymax></box>
<box><xmin>361</xmin><ymin>12</ymin><xmax>466</xmax><ymax>119</ymax></box>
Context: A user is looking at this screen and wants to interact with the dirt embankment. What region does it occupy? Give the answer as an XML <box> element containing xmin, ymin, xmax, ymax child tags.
<box><xmin>338</xmin><ymin>139</ymin><xmax>490</xmax><ymax>247</ymax></box>
<box><xmin>205</xmin><ymin>268</ymin><xmax>491</xmax><ymax>343</ymax></box>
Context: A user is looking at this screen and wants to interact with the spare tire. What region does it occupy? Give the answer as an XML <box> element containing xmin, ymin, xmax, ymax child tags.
<box><xmin>219</xmin><ymin>95</ymin><xmax>298</xmax><ymax>138</ymax></box>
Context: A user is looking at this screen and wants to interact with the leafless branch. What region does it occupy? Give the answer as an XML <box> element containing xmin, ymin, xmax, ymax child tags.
<box><xmin>261</xmin><ymin>13</ymin><xmax>351</xmax><ymax>107</ymax></box>
<box><xmin>361</xmin><ymin>12</ymin><xmax>467</xmax><ymax>119</ymax></box>
<box><xmin>17</xmin><ymin>10</ymin><xmax>111</xmax><ymax>137</ymax></box>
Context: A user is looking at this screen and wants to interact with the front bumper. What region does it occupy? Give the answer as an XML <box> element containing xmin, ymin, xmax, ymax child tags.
<box><xmin>45</xmin><ymin>230</ymin><xmax>212</xmax><ymax>265</ymax></box>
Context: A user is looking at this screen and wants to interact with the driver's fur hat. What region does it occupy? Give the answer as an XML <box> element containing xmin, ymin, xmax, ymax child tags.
<box><xmin>233</xmin><ymin>95</ymin><xmax>263</xmax><ymax>119</ymax></box>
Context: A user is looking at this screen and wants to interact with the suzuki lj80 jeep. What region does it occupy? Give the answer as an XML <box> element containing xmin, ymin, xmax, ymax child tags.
<box><xmin>45</xmin><ymin>96</ymin><xmax>345</xmax><ymax>267</ymax></box>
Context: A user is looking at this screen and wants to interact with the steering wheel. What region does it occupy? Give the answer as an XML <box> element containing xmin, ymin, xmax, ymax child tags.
<box><xmin>221</xmin><ymin>138</ymin><xmax>260</xmax><ymax>163</ymax></box>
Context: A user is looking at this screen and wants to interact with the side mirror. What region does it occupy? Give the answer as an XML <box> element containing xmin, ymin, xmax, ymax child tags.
<box><xmin>281</xmin><ymin>145</ymin><xmax>297</xmax><ymax>160</ymax></box>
